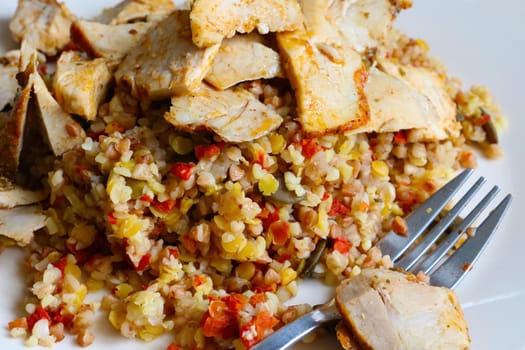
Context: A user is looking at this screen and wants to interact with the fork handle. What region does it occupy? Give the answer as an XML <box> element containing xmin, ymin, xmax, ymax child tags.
<box><xmin>251</xmin><ymin>301</ymin><xmax>341</xmax><ymax>350</ymax></box>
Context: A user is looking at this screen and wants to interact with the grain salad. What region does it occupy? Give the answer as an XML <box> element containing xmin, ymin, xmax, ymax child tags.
<box><xmin>0</xmin><ymin>0</ymin><xmax>506</xmax><ymax>349</ymax></box>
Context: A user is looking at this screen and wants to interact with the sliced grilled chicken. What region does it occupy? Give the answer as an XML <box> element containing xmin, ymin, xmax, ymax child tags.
<box><xmin>277</xmin><ymin>0</ymin><xmax>368</xmax><ymax>135</ymax></box>
<box><xmin>9</xmin><ymin>0</ymin><xmax>75</xmax><ymax>56</ymax></box>
<box><xmin>379</xmin><ymin>60</ymin><xmax>459</xmax><ymax>141</ymax></box>
<box><xmin>0</xmin><ymin>178</ymin><xmax>47</xmax><ymax>209</ymax></box>
<box><xmin>335</xmin><ymin>268</ymin><xmax>470</xmax><ymax>350</ymax></box>
<box><xmin>53</xmin><ymin>51</ymin><xmax>112</xmax><ymax>120</ymax></box>
<box><xmin>325</xmin><ymin>0</ymin><xmax>399</xmax><ymax>53</ymax></box>
<box><xmin>0</xmin><ymin>43</ymin><xmax>37</xmax><ymax>180</ymax></box>
<box><xmin>92</xmin><ymin>0</ymin><xmax>176</xmax><ymax>25</ymax></box>
<box><xmin>0</xmin><ymin>65</ymin><xmax>18</xmax><ymax>113</ymax></box>
<box><xmin>34</xmin><ymin>73</ymin><xmax>85</xmax><ymax>156</ymax></box>
<box><xmin>165</xmin><ymin>84</ymin><xmax>283</xmax><ymax>143</ymax></box>
<box><xmin>205</xmin><ymin>34</ymin><xmax>284</xmax><ymax>90</ymax></box>
<box><xmin>190</xmin><ymin>0</ymin><xmax>303</xmax><ymax>48</ymax></box>
<box><xmin>71</xmin><ymin>20</ymin><xmax>155</xmax><ymax>68</ymax></box>
<box><xmin>116</xmin><ymin>10</ymin><xmax>220</xmax><ymax>101</ymax></box>
<box><xmin>353</xmin><ymin>67</ymin><xmax>433</xmax><ymax>133</ymax></box>
<box><xmin>0</xmin><ymin>205</ymin><xmax>47</xmax><ymax>246</ymax></box>
<box><xmin>335</xmin><ymin>321</ymin><xmax>361</xmax><ymax>350</ymax></box>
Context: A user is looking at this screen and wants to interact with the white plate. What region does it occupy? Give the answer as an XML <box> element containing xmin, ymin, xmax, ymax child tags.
<box><xmin>1</xmin><ymin>1</ymin><xmax>524</xmax><ymax>349</ymax></box>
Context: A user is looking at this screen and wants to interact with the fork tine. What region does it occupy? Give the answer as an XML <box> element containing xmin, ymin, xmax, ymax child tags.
<box><xmin>395</xmin><ymin>176</ymin><xmax>486</xmax><ymax>270</ymax></box>
<box><xmin>429</xmin><ymin>194</ymin><xmax>512</xmax><ymax>289</ymax></box>
<box><xmin>378</xmin><ymin>168</ymin><xmax>474</xmax><ymax>260</ymax></box>
<box><xmin>414</xmin><ymin>185</ymin><xmax>500</xmax><ymax>274</ymax></box>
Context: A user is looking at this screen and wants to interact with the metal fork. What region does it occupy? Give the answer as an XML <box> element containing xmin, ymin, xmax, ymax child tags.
<box><xmin>252</xmin><ymin>168</ymin><xmax>512</xmax><ymax>350</ymax></box>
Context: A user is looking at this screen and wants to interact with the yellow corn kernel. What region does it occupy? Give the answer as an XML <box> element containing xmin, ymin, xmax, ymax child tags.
<box><xmin>180</xmin><ymin>197</ymin><xmax>197</xmax><ymax>214</ymax></box>
<box><xmin>209</xmin><ymin>257</ymin><xmax>233</xmax><ymax>274</ymax></box>
<box><xmin>410</xmin><ymin>156</ymin><xmax>427</xmax><ymax>167</ymax></box>
<box><xmin>221</xmin><ymin>232</ymin><xmax>246</xmax><ymax>254</ymax></box>
<box><xmin>259</xmin><ymin>173</ymin><xmax>279</xmax><ymax>196</ymax></box>
<box><xmin>415</xmin><ymin>38</ymin><xmax>429</xmax><ymax>52</ymax></box>
<box><xmin>236</xmin><ymin>262</ymin><xmax>256</xmax><ymax>280</ymax></box>
<box><xmin>86</xmin><ymin>279</ymin><xmax>104</xmax><ymax>291</ymax></box>
<box><xmin>280</xmin><ymin>267</ymin><xmax>297</xmax><ymax>285</ymax></box>
<box><xmin>350</xmin><ymin>265</ymin><xmax>361</xmax><ymax>277</ymax></box>
<box><xmin>316</xmin><ymin>208</ymin><xmax>329</xmax><ymax>237</ymax></box>
<box><xmin>108</xmin><ymin>307</ymin><xmax>125</xmax><ymax>330</ymax></box>
<box><xmin>71</xmin><ymin>286</ymin><xmax>87</xmax><ymax>308</ymax></box>
<box><xmin>164</xmin><ymin>210</ymin><xmax>182</xmax><ymax>229</ymax></box>
<box><xmin>138</xmin><ymin>324</ymin><xmax>165</xmax><ymax>341</ymax></box>
<box><xmin>64</xmin><ymin>264</ymin><xmax>82</xmax><ymax>280</ymax></box>
<box><xmin>116</xmin><ymin>214</ymin><xmax>149</xmax><ymax>239</ymax></box>
<box><xmin>115</xmin><ymin>283</ymin><xmax>134</xmax><ymax>299</ymax></box>
<box><xmin>237</xmin><ymin>241</ymin><xmax>256</xmax><ymax>260</ymax></box>
<box><xmin>371</xmin><ymin>160</ymin><xmax>389</xmax><ymax>178</ymax></box>
<box><xmin>381</xmin><ymin>201</ymin><xmax>392</xmax><ymax>218</ymax></box>
<box><xmin>361</xmin><ymin>239</ymin><xmax>372</xmax><ymax>251</ymax></box>
<box><xmin>392</xmin><ymin>203</ymin><xmax>404</xmax><ymax>216</ymax></box>
<box><xmin>348</xmin><ymin>150</ymin><xmax>361</xmax><ymax>160</ymax></box>
<box><xmin>268</xmin><ymin>133</ymin><xmax>286</xmax><ymax>154</ymax></box>
<box><xmin>338</xmin><ymin>162</ymin><xmax>353</xmax><ymax>182</ymax></box>
<box><xmin>213</xmin><ymin>215</ymin><xmax>229</xmax><ymax>231</ymax></box>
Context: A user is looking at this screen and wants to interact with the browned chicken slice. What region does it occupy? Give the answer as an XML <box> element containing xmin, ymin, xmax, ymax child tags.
<box><xmin>0</xmin><ymin>43</ymin><xmax>36</xmax><ymax>180</ymax></box>
<box><xmin>190</xmin><ymin>0</ymin><xmax>303</xmax><ymax>48</ymax></box>
<box><xmin>9</xmin><ymin>0</ymin><xmax>76</xmax><ymax>56</ymax></box>
<box><xmin>71</xmin><ymin>20</ymin><xmax>155</xmax><ymax>68</ymax></box>
<box><xmin>93</xmin><ymin>0</ymin><xmax>176</xmax><ymax>25</ymax></box>
<box><xmin>165</xmin><ymin>84</ymin><xmax>283</xmax><ymax>143</ymax></box>
<box><xmin>335</xmin><ymin>321</ymin><xmax>362</xmax><ymax>350</ymax></box>
<box><xmin>205</xmin><ymin>34</ymin><xmax>284</xmax><ymax>90</ymax></box>
<box><xmin>116</xmin><ymin>10</ymin><xmax>220</xmax><ymax>101</ymax></box>
<box><xmin>0</xmin><ymin>65</ymin><xmax>18</xmax><ymax>113</ymax></box>
<box><xmin>277</xmin><ymin>0</ymin><xmax>368</xmax><ymax>135</ymax></box>
<box><xmin>0</xmin><ymin>205</ymin><xmax>47</xmax><ymax>246</ymax></box>
<box><xmin>326</xmin><ymin>0</ymin><xmax>400</xmax><ymax>53</ymax></box>
<box><xmin>379</xmin><ymin>60</ymin><xmax>460</xmax><ymax>141</ymax></box>
<box><xmin>353</xmin><ymin>67</ymin><xmax>433</xmax><ymax>134</ymax></box>
<box><xmin>34</xmin><ymin>73</ymin><xmax>85</xmax><ymax>156</ymax></box>
<box><xmin>0</xmin><ymin>178</ymin><xmax>47</xmax><ymax>209</ymax></box>
<box><xmin>335</xmin><ymin>268</ymin><xmax>470</xmax><ymax>350</ymax></box>
<box><xmin>53</xmin><ymin>51</ymin><xmax>112</xmax><ymax>120</ymax></box>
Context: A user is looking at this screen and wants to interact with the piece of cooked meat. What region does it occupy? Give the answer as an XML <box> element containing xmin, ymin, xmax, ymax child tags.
<box><xmin>379</xmin><ymin>60</ymin><xmax>460</xmax><ymax>141</ymax></box>
<box><xmin>0</xmin><ymin>205</ymin><xmax>47</xmax><ymax>246</ymax></box>
<box><xmin>324</xmin><ymin>0</ymin><xmax>401</xmax><ymax>53</ymax></box>
<box><xmin>71</xmin><ymin>20</ymin><xmax>155</xmax><ymax>68</ymax></box>
<box><xmin>0</xmin><ymin>65</ymin><xmax>18</xmax><ymax>113</ymax></box>
<box><xmin>34</xmin><ymin>72</ymin><xmax>85</xmax><ymax>156</ymax></box>
<box><xmin>53</xmin><ymin>51</ymin><xmax>112</xmax><ymax>120</ymax></box>
<box><xmin>336</xmin><ymin>321</ymin><xmax>362</xmax><ymax>350</ymax></box>
<box><xmin>205</xmin><ymin>34</ymin><xmax>284</xmax><ymax>90</ymax></box>
<box><xmin>9</xmin><ymin>0</ymin><xmax>76</xmax><ymax>56</ymax></box>
<box><xmin>353</xmin><ymin>67</ymin><xmax>433</xmax><ymax>134</ymax></box>
<box><xmin>276</xmin><ymin>0</ymin><xmax>369</xmax><ymax>135</ymax></box>
<box><xmin>190</xmin><ymin>0</ymin><xmax>303</xmax><ymax>48</ymax></box>
<box><xmin>335</xmin><ymin>268</ymin><xmax>470</xmax><ymax>350</ymax></box>
<box><xmin>0</xmin><ymin>178</ymin><xmax>47</xmax><ymax>209</ymax></box>
<box><xmin>92</xmin><ymin>0</ymin><xmax>176</xmax><ymax>25</ymax></box>
<box><xmin>0</xmin><ymin>44</ymin><xmax>36</xmax><ymax>180</ymax></box>
<box><xmin>165</xmin><ymin>84</ymin><xmax>283</xmax><ymax>143</ymax></box>
<box><xmin>116</xmin><ymin>10</ymin><xmax>220</xmax><ymax>101</ymax></box>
